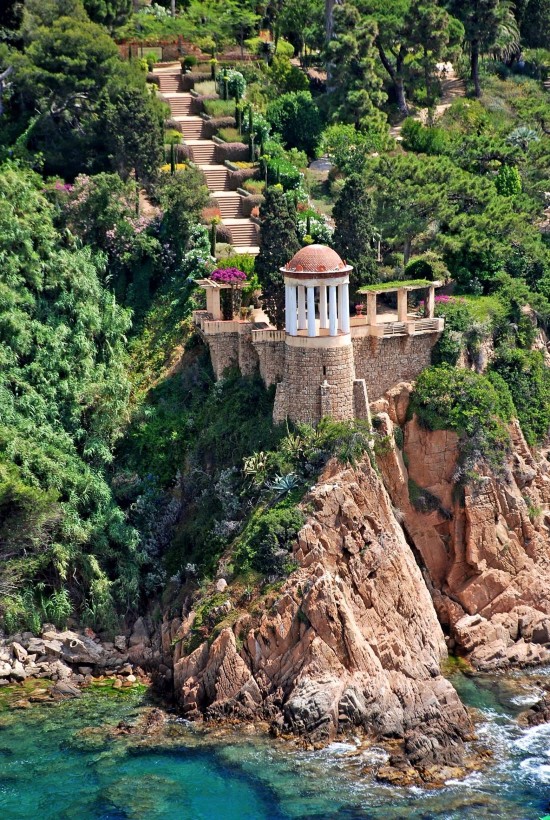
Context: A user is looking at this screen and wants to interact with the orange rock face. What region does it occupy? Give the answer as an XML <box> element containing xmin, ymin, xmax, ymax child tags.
<box><xmin>377</xmin><ymin>384</ymin><xmax>550</xmax><ymax>671</ymax></box>
<box><xmin>173</xmin><ymin>457</ymin><xmax>472</xmax><ymax>766</ymax></box>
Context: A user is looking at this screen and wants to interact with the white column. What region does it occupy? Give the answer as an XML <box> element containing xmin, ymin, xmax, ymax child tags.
<box><xmin>319</xmin><ymin>284</ymin><xmax>328</xmax><ymax>329</ymax></box>
<box><xmin>298</xmin><ymin>286</ymin><xmax>306</xmax><ymax>330</ymax></box>
<box><xmin>329</xmin><ymin>285</ymin><xmax>338</xmax><ymax>336</ymax></box>
<box><xmin>285</xmin><ymin>285</ymin><xmax>290</xmax><ymax>333</ymax></box>
<box><xmin>338</xmin><ymin>284</ymin><xmax>344</xmax><ymax>331</ymax></box>
<box><xmin>341</xmin><ymin>282</ymin><xmax>350</xmax><ymax>333</ymax></box>
<box><xmin>307</xmin><ymin>286</ymin><xmax>316</xmax><ymax>337</ymax></box>
<box><xmin>288</xmin><ymin>284</ymin><xmax>297</xmax><ymax>335</ymax></box>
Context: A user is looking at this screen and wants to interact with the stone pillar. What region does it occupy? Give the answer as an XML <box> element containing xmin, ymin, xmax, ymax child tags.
<box><xmin>397</xmin><ymin>288</ymin><xmax>408</xmax><ymax>322</ymax></box>
<box><xmin>206</xmin><ymin>287</ymin><xmax>221</xmax><ymax>320</ymax></box>
<box><xmin>341</xmin><ymin>283</ymin><xmax>350</xmax><ymax>333</ymax></box>
<box><xmin>287</xmin><ymin>285</ymin><xmax>297</xmax><ymax>335</ymax></box>
<box><xmin>319</xmin><ymin>284</ymin><xmax>328</xmax><ymax>329</ymax></box>
<box><xmin>366</xmin><ymin>292</ymin><xmax>377</xmax><ymax>325</ymax></box>
<box><xmin>329</xmin><ymin>285</ymin><xmax>338</xmax><ymax>336</ymax></box>
<box><xmin>338</xmin><ymin>284</ymin><xmax>344</xmax><ymax>331</ymax></box>
<box><xmin>427</xmin><ymin>286</ymin><xmax>435</xmax><ymax>318</ymax></box>
<box><xmin>298</xmin><ymin>286</ymin><xmax>306</xmax><ymax>330</ymax></box>
<box><xmin>285</xmin><ymin>285</ymin><xmax>290</xmax><ymax>333</ymax></box>
<box><xmin>307</xmin><ymin>286</ymin><xmax>316</xmax><ymax>337</ymax></box>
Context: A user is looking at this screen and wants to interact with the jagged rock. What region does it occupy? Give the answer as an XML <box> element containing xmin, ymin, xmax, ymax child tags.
<box><xmin>114</xmin><ymin>635</ymin><xmax>127</xmax><ymax>651</ymax></box>
<box><xmin>52</xmin><ymin>680</ymin><xmax>81</xmax><ymax>698</ymax></box>
<box><xmin>10</xmin><ymin>660</ymin><xmax>27</xmax><ymax>681</ymax></box>
<box><xmin>129</xmin><ymin>617</ymin><xmax>151</xmax><ymax>648</ymax></box>
<box><xmin>11</xmin><ymin>642</ymin><xmax>27</xmax><ymax>662</ymax></box>
<box><xmin>215</xmin><ymin>578</ymin><xmax>228</xmax><ymax>593</ymax></box>
<box><xmin>0</xmin><ymin>661</ymin><xmax>12</xmax><ymax>678</ymax></box>
<box><xmin>42</xmin><ymin>630</ymin><xmax>104</xmax><ymax>665</ymax></box>
<box><xmin>173</xmin><ymin>457</ymin><xmax>472</xmax><ymax>768</ymax></box>
<box><xmin>376</xmin><ymin>404</ymin><xmax>550</xmax><ymax>672</ymax></box>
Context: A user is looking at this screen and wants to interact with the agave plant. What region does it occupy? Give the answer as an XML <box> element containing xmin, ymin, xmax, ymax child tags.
<box><xmin>506</xmin><ymin>126</ymin><xmax>540</xmax><ymax>151</ymax></box>
<box><xmin>266</xmin><ymin>473</ymin><xmax>301</xmax><ymax>496</ymax></box>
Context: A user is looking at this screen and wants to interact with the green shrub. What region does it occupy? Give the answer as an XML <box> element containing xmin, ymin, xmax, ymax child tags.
<box><xmin>266</xmin><ymin>91</ymin><xmax>323</xmax><ymax>156</ymax></box>
<box><xmin>243</xmin><ymin>178</ymin><xmax>266</xmax><ymax>195</ymax></box>
<box><xmin>235</xmin><ymin>505</ymin><xmax>305</xmax><ymax>576</ymax></box>
<box><xmin>489</xmin><ymin>348</ymin><xmax>550</xmax><ymax>445</ymax></box>
<box><xmin>401</xmin><ymin>119</ymin><xmax>449</xmax><ymax>155</ymax></box>
<box><xmin>495</xmin><ymin>164</ymin><xmax>522</xmax><ymax>196</ymax></box>
<box><xmin>410</xmin><ymin>365</ymin><xmax>514</xmax><ymax>476</ymax></box>
<box><xmin>264</xmin><ymin>156</ymin><xmax>301</xmax><ymax>190</ymax></box>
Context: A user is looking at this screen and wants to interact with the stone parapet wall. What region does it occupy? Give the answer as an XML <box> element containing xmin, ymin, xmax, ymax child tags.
<box><xmin>205</xmin><ymin>332</ymin><xmax>239</xmax><ymax>379</ymax></box>
<box><xmin>238</xmin><ymin>328</ymin><xmax>259</xmax><ymax>377</ymax></box>
<box><xmin>275</xmin><ymin>343</ymin><xmax>356</xmax><ymax>425</ymax></box>
<box><xmin>353</xmin><ymin>334</ymin><xmax>439</xmax><ymax>402</ymax></box>
<box><xmin>252</xmin><ymin>339</ymin><xmax>285</xmax><ymax>387</ymax></box>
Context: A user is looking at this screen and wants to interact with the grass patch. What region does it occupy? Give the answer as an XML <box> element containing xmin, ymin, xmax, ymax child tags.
<box><xmin>358</xmin><ymin>279</ymin><xmax>436</xmax><ymax>293</ymax></box>
<box><xmin>217</xmin><ymin>127</ymin><xmax>242</xmax><ymax>143</ymax></box>
<box><xmin>193</xmin><ymin>80</ymin><xmax>217</xmax><ymax>96</ymax></box>
<box><xmin>204</xmin><ymin>99</ymin><xmax>236</xmax><ymax>118</ymax></box>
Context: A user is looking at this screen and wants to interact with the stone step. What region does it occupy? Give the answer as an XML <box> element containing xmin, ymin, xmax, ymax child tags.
<box><xmin>211</xmin><ymin>191</ymin><xmax>243</xmax><ymax>218</ymax></box>
<box><xmin>176</xmin><ymin>116</ymin><xmax>204</xmax><ymax>139</ymax></box>
<box><xmin>187</xmin><ymin>139</ymin><xmax>216</xmax><ymax>164</ymax></box>
<box><xmin>200</xmin><ymin>164</ymin><xmax>230</xmax><ymax>191</ymax></box>
<box><xmin>168</xmin><ymin>102</ymin><xmax>194</xmax><ymax>115</ymax></box>
<box><xmin>158</xmin><ymin>73</ymin><xmax>182</xmax><ymax>93</ymax></box>
<box><xmin>224</xmin><ymin>218</ymin><xmax>259</xmax><ymax>246</ymax></box>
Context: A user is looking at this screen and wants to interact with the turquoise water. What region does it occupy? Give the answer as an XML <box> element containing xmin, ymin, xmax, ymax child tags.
<box><xmin>0</xmin><ymin>672</ymin><xmax>550</xmax><ymax>820</ymax></box>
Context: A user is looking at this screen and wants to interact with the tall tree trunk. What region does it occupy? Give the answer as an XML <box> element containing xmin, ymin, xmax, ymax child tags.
<box><xmin>325</xmin><ymin>0</ymin><xmax>336</xmax><ymax>41</ymax></box>
<box><xmin>471</xmin><ymin>40</ymin><xmax>481</xmax><ymax>98</ymax></box>
<box><xmin>171</xmin><ymin>0</ymin><xmax>175</xmax><ymax>18</ymax></box>
<box><xmin>376</xmin><ymin>39</ymin><xmax>409</xmax><ymax>116</ymax></box>
<box><xmin>403</xmin><ymin>236</ymin><xmax>412</xmax><ymax>266</ymax></box>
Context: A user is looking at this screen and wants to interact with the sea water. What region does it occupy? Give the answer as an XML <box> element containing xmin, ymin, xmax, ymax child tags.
<box><xmin>0</xmin><ymin>670</ymin><xmax>549</xmax><ymax>820</ymax></box>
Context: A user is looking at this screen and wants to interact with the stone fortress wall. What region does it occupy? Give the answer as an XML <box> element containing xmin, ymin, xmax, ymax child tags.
<box><xmin>195</xmin><ymin>244</ymin><xmax>444</xmax><ymax>425</ymax></box>
<box><xmin>200</xmin><ymin>320</ymin><xmax>440</xmax><ymax>422</ymax></box>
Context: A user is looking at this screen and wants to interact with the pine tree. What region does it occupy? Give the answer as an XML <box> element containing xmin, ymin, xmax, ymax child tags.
<box><xmin>332</xmin><ymin>175</ymin><xmax>377</xmax><ymax>289</ymax></box>
<box><xmin>255</xmin><ymin>186</ymin><xmax>300</xmax><ymax>329</ymax></box>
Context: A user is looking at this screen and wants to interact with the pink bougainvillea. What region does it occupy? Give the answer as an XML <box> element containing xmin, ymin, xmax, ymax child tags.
<box><xmin>210</xmin><ymin>267</ymin><xmax>247</xmax><ymax>284</ymax></box>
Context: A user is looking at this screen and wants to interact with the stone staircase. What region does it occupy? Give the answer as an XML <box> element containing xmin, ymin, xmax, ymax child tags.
<box><xmin>154</xmin><ymin>67</ymin><xmax>259</xmax><ymax>255</ymax></box>
<box><xmin>187</xmin><ymin>139</ymin><xmax>216</xmax><ymax>164</ymax></box>
<box><xmin>200</xmin><ymin>165</ymin><xmax>230</xmax><ymax>191</ymax></box>
<box><xmin>158</xmin><ymin>72</ymin><xmax>183</xmax><ymax>93</ymax></box>
<box><xmin>163</xmin><ymin>93</ymin><xmax>193</xmax><ymax>115</ymax></box>
<box><xmin>175</xmin><ymin>116</ymin><xmax>204</xmax><ymax>140</ymax></box>
<box><xmin>214</xmin><ymin>192</ymin><xmax>243</xmax><ymax>218</ymax></box>
<box><xmin>224</xmin><ymin>218</ymin><xmax>259</xmax><ymax>248</ymax></box>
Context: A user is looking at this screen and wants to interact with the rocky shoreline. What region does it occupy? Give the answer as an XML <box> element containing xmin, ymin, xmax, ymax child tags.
<box><xmin>0</xmin><ymin>624</ymin><xmax>153</xmax><ymax>699</ymax></box>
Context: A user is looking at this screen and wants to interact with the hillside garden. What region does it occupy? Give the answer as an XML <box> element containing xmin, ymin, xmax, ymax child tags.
<box><xmin>1</xmin><ymin>0</ymin><xmax>550</xmax><ymax>631</ymax></box>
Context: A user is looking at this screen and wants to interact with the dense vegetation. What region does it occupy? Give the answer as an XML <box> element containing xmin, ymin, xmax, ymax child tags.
<box><xmin>2</xmin><ymin>0</ymin><xmax>550</xmax><ymax>632</ymax></box>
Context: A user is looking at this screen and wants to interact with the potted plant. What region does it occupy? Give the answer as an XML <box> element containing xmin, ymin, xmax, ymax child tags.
<box><xmin>355</xmin><ymin>303</ymin><xmax>365</xmax><ymax>316</ymax></box>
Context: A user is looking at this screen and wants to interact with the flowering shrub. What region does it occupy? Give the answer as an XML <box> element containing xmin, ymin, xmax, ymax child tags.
<box><xmin>211</xmin><ymin>267</ymin><xmax>247</xmax><ymax>284</ymax></box>
<box><xmin>202</xmin><ymin>206</ymin><xmax>222</xmax><ymax>224</ymax></box>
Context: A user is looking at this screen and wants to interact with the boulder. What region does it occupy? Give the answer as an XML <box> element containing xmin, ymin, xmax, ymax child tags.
<box><xmin>129</xmin><ymin>617</ymin><xmax>151</xmax><ymax>648</ymax></box>
<box><xmin>11</xmin><ymin>642</ymin><xmax>27</xmax><ymax>662</ymax></box>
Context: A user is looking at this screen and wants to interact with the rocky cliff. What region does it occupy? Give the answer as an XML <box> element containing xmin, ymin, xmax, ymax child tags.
<box><xmin>169</xmin><ymin>455</ymin><xmax>473</xmax><ymax>773</ymax></box>
<box><xmin>375</xmin><ymin>383</ymin><xmax>550</xmax><ymax>671</ymax></box>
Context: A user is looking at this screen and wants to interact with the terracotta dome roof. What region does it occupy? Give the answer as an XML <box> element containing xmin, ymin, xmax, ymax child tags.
<box><xmin>281</xmin><ymin>244</ymin><xmax>351</xmax><ymax>274</ymax></box>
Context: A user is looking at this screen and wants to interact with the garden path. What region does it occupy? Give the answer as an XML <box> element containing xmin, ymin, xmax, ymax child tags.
<box><xmin>389</xmin><ymin>64</ymin><xmax>466</xmax><ymax>140</ymax></box>
<box><xmin>153</xmin><ymin>66</ymin><xmax>260</xmax><ymax>255</ymax></box>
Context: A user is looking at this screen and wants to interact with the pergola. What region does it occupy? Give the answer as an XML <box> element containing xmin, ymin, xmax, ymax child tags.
<box><xmin>357</xmin><ymin>280</ymin><xmax>443</xmax><ymax>325</ymax></box>
<box><xmin>195</xmin><ymin>277</ymin><xmax>246</xmax><ymax>320</ymax></box>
